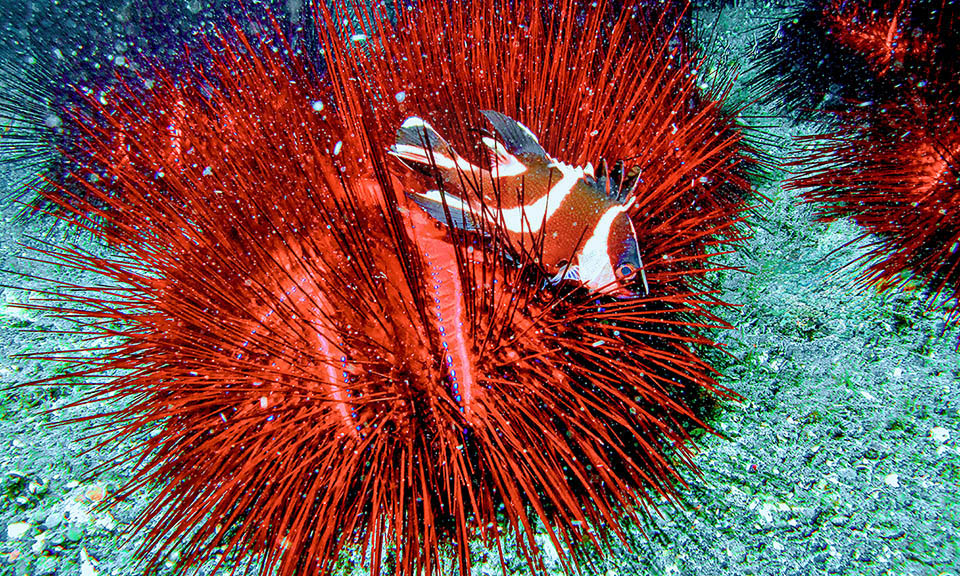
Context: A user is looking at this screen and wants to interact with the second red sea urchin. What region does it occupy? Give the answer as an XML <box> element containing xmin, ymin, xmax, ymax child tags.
<box><xmin>781</xmin><ymin>0</ymin><xmax>960</xmax><ymax>323</ymax></box>
<box><xmin>16</xmin><ymin>0</ymin><xmax>759</xmax><ymax>575</ymax></box>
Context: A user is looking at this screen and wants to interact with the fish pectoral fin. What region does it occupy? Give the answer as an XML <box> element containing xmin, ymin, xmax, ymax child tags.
<box><xmin>545</xmin><ymin>264</ymin><xmax>581</xmax><ymax>286</ymax></box>
<box><xmin>390</xmin><ymin>117</ymin><xmax>459</xmax><ymax>172</ymax></box>
<box><xmin>407</xmin><ymin>190</ymin><xmax>481</xmax><ymax>232</ymax></box>
<box><xmin>480</xmin><ymin>110</ymin><xmax>549</xmax><ymax>158</ymax></box>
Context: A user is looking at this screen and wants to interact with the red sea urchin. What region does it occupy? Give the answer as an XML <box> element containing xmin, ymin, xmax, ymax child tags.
<box><xmin>786</xmin><ymin>0</ymin><xmax>960</xmax><ymax>323</ymax></box>
<box><xmin>17</xmin><ymin>1</ymin><xmax>757</xmax><ymax>575</ymax></box>
<box><xmin>0</xmin><ymin>0</ymin><xmax>313</xmax><ymax>219</ymax></box>
<box><xmin>793</xmin><ymin>99</ymin><xmax>960</xmax><ymax>318</ymax></box>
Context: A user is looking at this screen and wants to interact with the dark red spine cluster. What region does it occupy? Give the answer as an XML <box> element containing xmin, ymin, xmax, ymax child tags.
<box><xmin>18</xmin><ymin>1</ymin><xmax>758</xmax><ymax>575</ymax></box>
<box><xmin>754</xmin><ymin>0</ymin><xmax>957</xmax><ymax>115</ymax></box>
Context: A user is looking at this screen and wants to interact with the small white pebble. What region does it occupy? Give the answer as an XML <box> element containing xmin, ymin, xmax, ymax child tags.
<box><xmin>758</xmin><ymin>502</ymin><xmax>776</xmax><ymax>523</ymax></box>
<box><xmin>7</xmin><ymin>522</ymin><xmax>31</xmax><ymax>540</ymax></box>
<box><xmin>44</xmin><ymin>114</ymin><xmax>63</xmax><ymax>129</ymax></box>
<box><xmin>31</xmin><ymin>533</ymin><xmax>48</xmax><ymax>554</ymax></box>
<box><xmin>81</xmin><ymin>546</ymin><xmax>98</xmax><ymax>576</ymax></box>
<box><xmin>859</xmin><ymin>390</ymin><xmax>876</xmax><ymax>401</ymax></box>
<box><xmin>333</xmin><ymin>141</ymin><xmax>343</xmax><ymax>156</ymax></box>
<box><xmin>94</xmin><ymin>511</ymin><xmax>117</xmax><ymax>532</ymax></box>
<box><xmin>892</xmin><ymin>367</ymin><xmax>903</xmax><ymax>378</ymax></box>
<box><xmin>350</xmin><ymin>33</ymin><xmax>368</xmax><ymax>43</ymax></box>
<box><xmin>883</xmin><ymin>473</ymin><xmax>900</xmax><ymax>488</ymax></box>
<box><xmin>395</xmin><ymin>91</ymin><xmax>406</xmax><ymax>102</ymax></box>
<box><xmin>931</xmin><ymin>426</ymin><xmax>950</xmax><ymax>444</ymax></box>
<box><xmin>311</xmin><ymin>100</ymin><xmax>324</xmax><ymax>112</ymax></box>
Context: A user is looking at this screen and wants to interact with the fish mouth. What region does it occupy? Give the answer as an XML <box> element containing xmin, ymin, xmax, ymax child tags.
<box><xmin>610</xmin><ymin>287</ymin><xmax>642</xmax><ymax>300</ymax></box>
<box><xmin>598</xmin><ymin>282</ymin><xmax>643</xmax><ymax>300</ymax></box>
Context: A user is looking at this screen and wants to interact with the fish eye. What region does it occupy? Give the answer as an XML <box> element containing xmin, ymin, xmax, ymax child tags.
<box><xmin>617</xmin><ymin>264</ymin><xmax>636</xmax><ymax>278</ymax></box>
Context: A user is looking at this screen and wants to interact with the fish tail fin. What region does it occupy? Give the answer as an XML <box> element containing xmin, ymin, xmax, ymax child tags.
<box><xmin>407</xmin><ymin>190</ymin><xmax>481</xmax><ymax>232</ymax></box>
<box><xmin>390</xmin><ymin>117</ymin><xmax>459</xmax><ymax>172</ymax></box>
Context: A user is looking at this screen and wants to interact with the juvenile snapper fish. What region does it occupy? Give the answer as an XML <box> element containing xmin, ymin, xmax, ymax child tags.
<box><xmin>390</xmin><ymin>110</ymin><xmax>648</xmax><ymax>296</ymax></box>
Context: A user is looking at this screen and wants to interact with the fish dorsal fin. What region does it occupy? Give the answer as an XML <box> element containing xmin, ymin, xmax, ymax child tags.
<box><xmin>597</xmin><ymin>159</ymin><xmax>608</xmax><ymax>179</ymax></box>
<box><xmin>480</xmin><ymin>110</ymin><xmax>549</xmax><ymax>159</ymax></box>
<box><xmin>594</xmin><ymin>158</ymin><xmax>626</xmax><ymax>202</ymax></box>
<box><xmin>604</xmin><ymin>162</ymin><xmax>641</xmax><ymax>204</ymax></box>
<box><xmin>609</xmin><ymin>160</ymin><xmax>623</xmax><ymax>182</ymax></box>
<box><xmin>619</xmin><ymin>165</ymin><xmax>642</xmax><ymax>203</ymax></box>
<box><xmin>600</xmin><ymin>159</ymin><xmax>611</xmax><ymax>198</ymax></box>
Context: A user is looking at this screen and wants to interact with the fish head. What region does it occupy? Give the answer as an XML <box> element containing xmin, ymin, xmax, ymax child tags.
<box><xmin>576</xmin><ymin>205</ymin><xmax>647</xmax><ymax>298</ymax></box>
<box><xmin>610</xmin><ymin>211</ymin><xmax>643</xmax><ymax>282</ymax></box>
<box><xmin>605</xmin><ymin>210</ymin><xmax>646</xmax><ymax>298</ymax></box>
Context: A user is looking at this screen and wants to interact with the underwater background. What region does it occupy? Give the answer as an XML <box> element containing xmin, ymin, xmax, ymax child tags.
<box><xmin>0</xmin><ymin>0</ymin><xmax>958</xmax><ymax>575</ymax></box>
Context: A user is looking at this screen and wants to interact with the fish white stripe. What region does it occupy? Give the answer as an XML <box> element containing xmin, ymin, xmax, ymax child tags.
<box><xmin>391</xmin><ymin>143</ymin><xmax>456</xmax><ymax>169</ymax></box>
<box><xmin>576</xmin><ymin>204</ymin><xmax>628</xmax><ymax>294</ymax></box>
<box><xmin>497</xmin><ymin>162</ymin><xmax>584</xmax><ymax>234</ymax></box>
